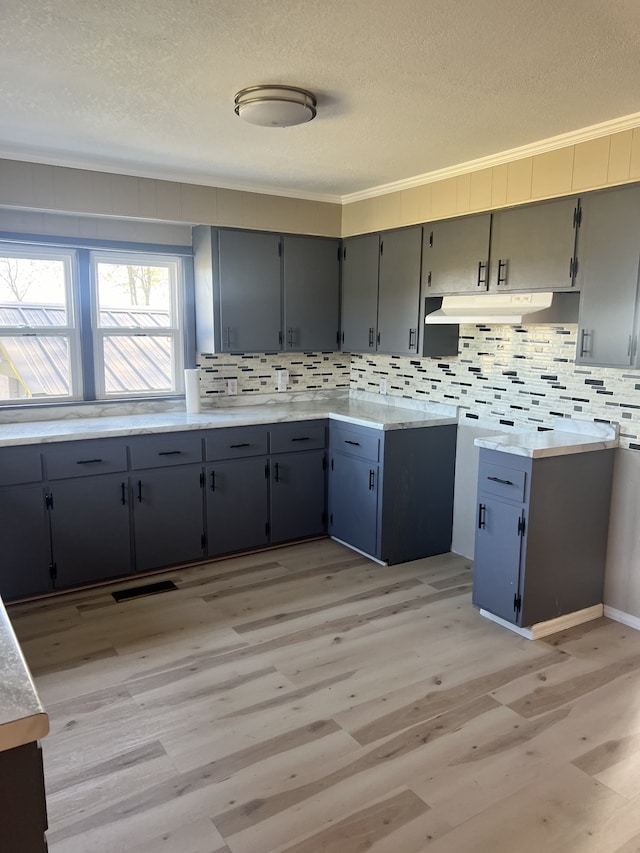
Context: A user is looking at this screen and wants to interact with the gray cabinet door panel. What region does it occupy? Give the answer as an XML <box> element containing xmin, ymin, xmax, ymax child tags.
<box><xmin>423</xmin><ymin>214</ymin><xmax>491</xmax><ymax>294</ymax></box>
<box><xmin>377</xmin><ymin>227</ymin><xmax>422</xmax><ymax>354</ymax></box>
<box><xmin>341</xmin><ymin>234</ymin><xmax>379</xmax><ymax>352</ymax></box>
<box><xmin>218</xmin><ymin>230</ymin><xmax>282</xmax><ymax>352</ymax></box>
<box><xmin>576</xmin><ymin>186</ymin><xmax>640</xmax><ymax>367</ymax></box>
<box><xmin>49</xmin><ymin>474</ymin><xmax>131</xmax><ymax>589</ymax></box>
<box><xmin>283</xmin><ymin>236</ymin><xmax>340</xmax><ymax>351</ymax></box>
<box><xmin>490</xmin><ymin>198</ymin><xmax>577</xmax><ymax>291</ymax></box>
<box><xmin>206</xmin><ymin>457</ymin><xmax>268</xmax><ymax>556</ymax></box>
<box><xmin>0</xmin><ymin>484</ymin><xmax>50</xmax><ymax>601</ymax></box>
<box><xmin>329</xmin><ymin>453</ymin><xmax>378</xmax><ymax>557</ymax></box>
<box><xmin>133</xmin><ymin>466</ymin><xmax>204</xmax><ymax>571</ymax></box>
<box><xmin>270</xmin><ymin>450</ymin><xmax>326</xmax><ymax>544</ymax></box>
<box><xmin>472</xmin><ymin>498</ymin><xmax>523</xmax><ymax>624</ymax></box>
<box><xmin>0</xmin><ymin>446</ymin><xmax>42</xmax><ymax>487</ymax></box>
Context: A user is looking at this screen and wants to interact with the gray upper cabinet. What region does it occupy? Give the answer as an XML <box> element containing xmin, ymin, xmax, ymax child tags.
<box><xmin>283</xmin><ymin>235</ymin><xmax>340</xmax><ymax>351</ymax></box>
<box><xmin>422</xmin><ymin>214</ymin><xmax>491</xmax><ymax>295</ymax></box>
<box><xmin>489</xmin><ymin>197</ymin><xmax>578</xmax><ymax>291</ymax></box>
<box><xmin>575</xmin><ymin>185</ymin><xmax>640</xmax><ymax>367</ymax></box>
<box><xmin>377</xmin><ymin>227</ymin><xmax>422</xmax><ymax>355</ymax></box>
<box><xmin>341</xmin><ymin>233</ymin><xmax>380</xmax><ymax>352</ymax></box>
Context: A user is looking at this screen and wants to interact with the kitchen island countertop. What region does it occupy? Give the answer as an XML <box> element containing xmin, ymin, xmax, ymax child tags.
<box><xmin>474</xmin><ymin>417</ymin><xmax>619</xmax><ymax>458</ymax></box>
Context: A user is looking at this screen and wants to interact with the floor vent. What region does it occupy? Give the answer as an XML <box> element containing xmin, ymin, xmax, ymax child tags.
<box><xmin>112</xmin><ymin>580</ymin><xmax>178</xmax><ymax>603</ymax></box>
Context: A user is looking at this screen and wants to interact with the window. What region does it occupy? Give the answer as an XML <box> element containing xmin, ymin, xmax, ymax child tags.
<box><xmin>0</xmin><ymin>246</ymin><xmax>81</xmax><ymax>403</ymax></box>
<box><xmin>0</xmin><ymin>241</ymin><xmax>186</xmax><ymax>405</ymax></box>
<box><xmin>91</xmin><ymin>253</ymin><xmax>183</xmax><ymax>398</ymax></box>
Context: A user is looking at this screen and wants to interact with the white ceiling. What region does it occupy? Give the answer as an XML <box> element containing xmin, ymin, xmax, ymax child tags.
<box><xmin>1</xmin><ymin>0</ymin><xmax>640</xmax><ymax>201</ymax></box>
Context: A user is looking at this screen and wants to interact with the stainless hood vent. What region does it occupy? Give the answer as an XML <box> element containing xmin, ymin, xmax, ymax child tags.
<box><xmin>424</xmin><ymin>291</ymin><xmax>580</xmax><ymax>325</ymax></box>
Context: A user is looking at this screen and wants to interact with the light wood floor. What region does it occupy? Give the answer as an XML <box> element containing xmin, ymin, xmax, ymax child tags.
<box><xmin>9</xmin><ymin>538</ymin><xmax>640</xmax><ymax>853</ymax></box>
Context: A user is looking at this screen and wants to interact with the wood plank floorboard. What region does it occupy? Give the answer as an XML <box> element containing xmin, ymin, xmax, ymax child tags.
<box><xmin>8</xmin><ymin>537</ymin><xmax>640</xmax><ymax>852</ymax></box>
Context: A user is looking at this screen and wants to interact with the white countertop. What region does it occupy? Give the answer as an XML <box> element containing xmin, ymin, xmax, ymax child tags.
<box><xmin>0</xmin><ymin>398</ymin><xmax>458</xmax><ymax>447</ymax></box>
<box><xmin>0</xmin><ymin>598</ymin><xmax>48</xmax><ymax>752</ymax></box>
<box><xmin>474</xmin><ymin>418</ymin><xmax>619</xmax><ymax>458</ymax></box>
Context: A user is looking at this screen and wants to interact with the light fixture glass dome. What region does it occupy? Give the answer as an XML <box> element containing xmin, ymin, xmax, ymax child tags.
<box><xmin>234</xmin><ymin>85</ymin><xmax>317</xmax><ymax>127</ymax></box>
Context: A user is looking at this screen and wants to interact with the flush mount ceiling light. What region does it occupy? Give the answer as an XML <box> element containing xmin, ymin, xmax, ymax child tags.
<box><xmin>234</xmin><ymin>85</ymin><xmax>317</xmax><ymax>127</ymax></box>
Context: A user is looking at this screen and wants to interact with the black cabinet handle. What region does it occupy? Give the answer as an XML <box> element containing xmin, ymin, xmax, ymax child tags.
<box><xmin>368</xmin><ymin>469</ymin><xmax>375</xmax><ymax>490</ymax></box>
<box><xmin>409</xmin><ymin>328</ymin><xmax>416</xmax><ymax>349</ymax></box>
<box><xmin>579</xmin><ymin>328</ymin><xmax>592</xmax><ymax>357</ymax></box>
<box><xmin>344</xmin><ymin>440</ymin><xmax>361</xmax><ymax>446</ymax></box>
<box><xmin>210</xmin><ymin>470</ymin><xmax>215</xmax><ymax>491</ymax></box>
<box><xmin>229</xmin><ymin>443</ymin><xmax>251</xmax><ymax>448</ymax></box>
<box><xmin>287</xmin><ymin>328</ymin><xmax>293</xmax><ymax>347</ymax></box>
<box><xmin>478</xmin><ymin>503</ymin><xmax>486</xmax><ymax>529</ymax></box>
<box><xmin>137</xmin><ymin>480</ymin><xmax>142</xmax><ymax>503</ymax></box>
<box><xmin>121</xmin><ymin>482</ymin><xmax>126</xmax><ymax>505</ymax></box>
<box><xmin>158</xmin><ymin>450</ymin><xmax>181</xmax><ymax>456</ymax></box>
<box><xmin>477</xmin><ymin>261</ymin><xmax>488</xmax><ymax>289</ymax></box>
<box><xmin>224</xmin><ymin>326</ymin><xmax>231</xmax><ymax>348</ymax></box>
<box><xmin>427</xmin><ymin>271</ymin><xmax>432</xmax><ymax>287</ymax></box>
<box><xmin>76</xmin><ymin>458</ymin><xmax>103</xmax><ymax>464</ymax></box>
<box><xmin>368</xmin><ymin>327</ymin><xmax>375</xmax><ymax>347</ymax></box>
<box><xmin>291</xmin><ymin>437</ymin><xmax>310</xmax><ymax>442</ymax></box>
<box><xmin>487</xmin><ymin>476</ymin><xmax>514</xmax><ymax>486</ymax></box>
<box><xmin>274</xmin><ymin>462</ymin><xmax>280</xmax><ymax>483</ymax></box>
<box><xmin>496</xmin><ymin>259</ymin><xmax>507</xmax><ymax>286</ymax></box>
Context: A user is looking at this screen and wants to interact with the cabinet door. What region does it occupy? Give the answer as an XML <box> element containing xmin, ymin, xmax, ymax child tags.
<box><xmin>218</xmin><ymin>230</ymin><xmax>282</xmax><ymax>352</ymax></box>
<box><xmin>0</xmin><ymin>484</ymin><xmax>50</xmax><ymax>601</ymax></box>
<box><xmin>270</xmin><ymin>450</ymin><xmax>326</xmax><ymax>544</ymax></box>
<box><xmin>328</xmin><ymin>453</ymin><xmax>378</xmax><ymax>557</ymax></box>
<box><xmin>49</xmin><ymin>474</ymin><xmax>131</xmax><ymax>589</ymax></box>
<box><xmin>206</xmin><ymin>457</ymin><xmax>268</xmax><ymax>556</ymax></box>
<box><xmin>377</xmin><ymin>227</ymin><xmax>422</xmax><ymax>354</ymax></box>
<box><xmin>133</xmin><ymin>466</ymin><xmax>204</xmax><ymax>572</ymax></box>
<box><xmin>576</xmin><ymin>186</ymin><xmax>640</xmax><ymax>367</ymax></box>
<box><xmin>283</xmin><ymin>236</ymin><xmax>340</xmax><ymax>351</ymax></box>
<box><xmin>423</xmin><ymin>214</ymin><xmax>491</xmax><ymax>294</ymax></box>
<box><xmin>472</xmin><ymin>498</ymin><xmax>524</xmax><ymax>624</ymax></box>
<box><xmin>341</xmin><ymin>234</ymin><xmax>379</xmax><ymax>352</ymax></box>
<box><xmin>490</xmin><ymin>198</ymin><xmax>578</xmax><ymax>291</ymax></box>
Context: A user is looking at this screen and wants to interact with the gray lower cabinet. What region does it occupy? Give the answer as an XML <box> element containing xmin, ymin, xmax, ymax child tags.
<box><xmin>575</xmin><ymin>185</ymin><xmax>640</xmax><ymax>367</ymax></box>
<box><xmin>473</xmin><ymin>447</ymin><xmax>614</xmax><ymax>627</ymax></box>
<box><xmin>0</xmin><ymin>483</ymin><xmax>50</xmax><ymax>601</ymax></box>
<box><xmin>328</xmin><ymin>421</ymin><xmax>457</xmax><ymax>564</ymax></box>
<box><xmin>205</xmin><ymin>457</ymin><xmax>269</xmax><ymax>556</ymax></box>
<box><xmin>0</xmin><ymin>741</ymin><xmax>48</xmax><ymax>853</ymax></box>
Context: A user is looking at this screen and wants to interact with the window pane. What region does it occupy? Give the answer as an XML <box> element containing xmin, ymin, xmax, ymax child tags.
<box><xmin>0</xmin><ymin>256</ymin><xmax>69</xmax><ymax>326</ymax></box>
<box><xmin>0</xmin><ymin>335</ymin><xmax>71</xmax><ymax>400</ymax></box>
<box><xmin>96</xmin><ymin>262</ymin><xmax>172</xmax><ymax>327</ymax></box>
<box><xmin>102</xmin><ymin>335</ymin><xmax>173</xmax><ymax>394</ymax></box>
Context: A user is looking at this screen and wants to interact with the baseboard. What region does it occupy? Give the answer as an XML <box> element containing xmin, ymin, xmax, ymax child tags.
<box><xmin>480</xmin><ymin>604</ymin><xmax>604</xmax><ymax>640</ymax></box>
<box><xmin>604</xmin><ymin>605</ymin><xmax>640</xmax><ymax>631</ymax></box>
<box><xmin>329</xmin><ymin>536</ymin><xmax>387</xmax><ymax>566</ymax></box>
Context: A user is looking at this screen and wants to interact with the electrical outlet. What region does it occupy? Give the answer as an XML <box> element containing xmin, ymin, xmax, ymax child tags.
<box><xmin>379</xmin><ymin>377</ymin><xmax>387</xmax><ymax>395</ymax></box>
<box><xmin>277</xmin><ymin>369</ymin><xmax>289</xmax><ymax>392</ymax></box>
<box><xmin>227</xmin><ymin>378</ymin><xmax>237</xmax><ymax>395</ymax></box>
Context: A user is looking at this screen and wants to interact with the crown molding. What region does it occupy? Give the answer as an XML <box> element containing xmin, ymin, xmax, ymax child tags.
<box><xmin>341</xmin><ymin>111</ymin><xmax>640</xmax><ymax>205</ymax></box>
<box><xmin>0</xmin><ymin>151</ymin><xmax>343</xmax><ymax>205</ymax></box>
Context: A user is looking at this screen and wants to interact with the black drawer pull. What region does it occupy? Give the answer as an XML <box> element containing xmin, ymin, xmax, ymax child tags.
<box><xmin>158</xmin><ymin>450</ymin><xmax>182</xmax><ymax>456</ymax></box>
<box><xmin>368</xmin><ymin>469</ymin><xmax>375</xmax><ymax>490</ymax></box>
<box><xmin>478</xmin><ymin>503</ymin><xmax>486</xmax><ymax>529</ymax></box>
<box><xmin>121</xmin><ymin>482</ymin><xmax>126</xmax><ymax>505</ymax></box>
<box><xmin>137</xmin><ymin>480</ymin><xmax>142</xmax><ymax>503</ymax></box>
<box><xmin>487</xmin><ymin>476</ymin><xmax>514</xmax><ymax>486</ymax></box>
<box><xmin>76</xmin><ymin>458</ymin><xmax>103</xmax><ymax>464</ymax></box>
<box><xmin>291</xmin><ymin>437</ymin><xmax>310</xmax><ymax>442</ymax></box>
<box><xmin>344</xmin><ymin>440</ymin><xmax>361</xmax><ymax>446</ymax></box>
<box><xmin>229</xmin><ymin>443</ymin><xmax>251</xmax><ymax>448</ymax></box>
<box><xmin>210</xmin><ymin>470</ymin><xmax>216</xmax><ymax>491</ymax></box>
<box><xmin>274</xmin><ymin>462</ymin><xmax>280</xmax><ymax>483</ymax></box>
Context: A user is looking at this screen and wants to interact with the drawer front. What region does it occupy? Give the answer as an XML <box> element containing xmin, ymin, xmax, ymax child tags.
<box><xmin>269</xmin><ymin>420</ymin><xmax>326</xmax><ymax>454</ymax></box>
<box><xmin>205</xmin><ymin>426</ymin><xmax>269</xmax><ymax>460</ymax></box>
<box><xmin>0</xmin><ymin>445</ymin><xmax>43</xmax><ymax>486</ymax></box>
<box><xmin>45</xmin><ymin>439</ymin><xmax>128</xmax><ymax>480</ymax></box>
<box><xmin>478</xmin><ymin>461</ymin><xmax>527</xmax><ymax>502</ymax></box>
<box><xmin>129</xmin><ymin>432</ymin><xmax>203</xmax><ymax>469</ymax></box>
<box><xmin>330</xmin><ymin>422</ymin><xmax>380</xmax><ymax>462</ymax></box>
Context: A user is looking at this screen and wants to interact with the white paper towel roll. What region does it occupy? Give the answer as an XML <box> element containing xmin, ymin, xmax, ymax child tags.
<box><xmin>184</xmin><ymin>368</ymin><xmax>201</xmax><ymax>414</ymax></box>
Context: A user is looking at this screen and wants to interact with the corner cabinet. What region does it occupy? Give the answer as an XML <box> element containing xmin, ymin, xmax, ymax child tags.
<box><xmin>472</xmin><ymin>447</ymin><xmax>614</xmax><ymax>627</ymax></box>
<box><xmin>328</xmin><ymin>421</ymin><xmax>457</xmax><ymax>564</ymax></box>
<box><xmin>193</xmin><ymin>226</ymin><xmax>340</xmax><ymax>354</ymax></box>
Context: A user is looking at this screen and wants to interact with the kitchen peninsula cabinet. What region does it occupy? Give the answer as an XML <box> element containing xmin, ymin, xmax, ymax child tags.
<box><xmin>328</xmin><ymin>420</ymin><xmax>457</xmax><ymax>564</ymax></box>
<box><xmin>193</xmin><ymin>226</ymin><xmax>340</xmax><ymax>354</ymax></box>
<box><xmin>473</xmin><ymin>445</ymin><xmax>614</xmax><ymax>628</ymax></box>
<box><xmin>422</xmin><ymin>213</ymin><xmax>491</xmax><ymax>295</ymax></box>
<box><xmin>0</xmin><ymin>484</ymin><xmax>49</xmax><ymax>602</ymax></box>
<box><xmin>575</xmin><ymin>184</ymin><xmax>640</xmax><ymax>367</ymax></box>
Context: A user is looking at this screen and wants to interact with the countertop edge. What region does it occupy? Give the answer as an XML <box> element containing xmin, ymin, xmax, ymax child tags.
<box><xmin>0</xmin><ymin>712</ymin><xmax>49</xmax><ymax>753</ymax></box>
<box><xmin>474</xmin><ymin>436</ymin><xmax>619</xmax><ymax>458</ymax></box>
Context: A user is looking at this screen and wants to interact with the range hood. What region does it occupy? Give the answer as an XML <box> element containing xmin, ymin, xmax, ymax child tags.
<box><xmin>424</xmin><ymin>291</ymin><xmax>580</xmax><ymax>325</ymax></box>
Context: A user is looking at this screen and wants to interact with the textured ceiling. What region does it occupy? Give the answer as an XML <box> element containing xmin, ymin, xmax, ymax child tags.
<box><xmin>1</xmin><ymin>0</ymin><xmax>640</xmax><ymax>199</ymax></box>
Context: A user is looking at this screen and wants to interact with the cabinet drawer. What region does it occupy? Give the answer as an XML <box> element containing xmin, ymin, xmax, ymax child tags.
<box><xmin>330</xmin><ymin>422</ymin><xmax>380</xmax><ymax>462</ymax></box>
<box><xmin>478</xmin><ymin>461</ymin><xmax>527</xmax><ymax>502</ymax></box>
<box><xmin>269</xmin><ymin>420</ymin><xmax>326</xmax><ymax>454</ymax></box>
<box><xmin>0</xmin><ymin>445</ymin><xmax>43</xmax><ymax>486</ymax></box>
<box><xmin>205</xmin><ymin>426</ymin><xmax>269</xmax><ymax>460</ymax></box>
<box><xmin>45</xmin><ymin>439</ymin><xmax>128</xmax><ymax>480</ymax></box>
<box><xmin>129</xmin><ymin>432</ymin><xmax>203</xmax><ymax>469</ymax></box>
